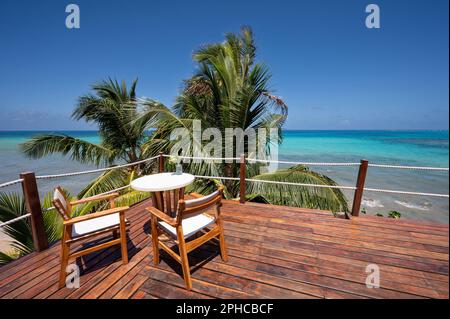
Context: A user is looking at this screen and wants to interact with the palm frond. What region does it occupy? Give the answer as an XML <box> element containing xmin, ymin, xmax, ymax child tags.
<box><xmin>248</xmin><ymin>165</ymin><xmax>349</xmax><ymax>212</ymax></box>
<box><xmin>20</xmin><ymin>134</ymin><xmax>115</xmax><ymax>166</ymax></box>
<box><xmin>0</xmin><ymin>252</ymin><xmax>15</xmax><ymax>265</ymax></box>
<box><xmin>41</xmin><ymin>192</ymin><xmax>63</xmax><ymax>244</ymax></box>
<box><xmin>74</xmin><ymin>169</ymin><xmax>130</xmax><ymax>216</ymax></box>
<box><xmin>113</xmin><ymin>190</ymin><xmax>150</xmax><ymax>208</ymax></box>
<box><xmin>0</xmin><ymin>192</ymin><xmax>34</xmax><ymax>256</ymax></box>
<box><xmin>0</xmin><ymin>190</ymin><xmax>65</xmax><ymax>263</ymax></box>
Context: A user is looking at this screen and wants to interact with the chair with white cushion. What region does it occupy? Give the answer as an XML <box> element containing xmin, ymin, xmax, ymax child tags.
<box><xmin>147</xmin><ymin>186</ymin><xmax>228</xmax><ymax>290</ymax></box>
<box><xmin>52</xmin><ymin>186</ymin><xmax>129</xmax><ymax>288</ymax></box>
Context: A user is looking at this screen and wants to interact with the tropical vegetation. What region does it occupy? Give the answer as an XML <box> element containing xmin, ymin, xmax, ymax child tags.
<box><xmin>0</xmin><ymin>191</ymin><xmax>62</xmax><ymax>264</ymax></box>
<box><xmin>0</xmin><ymin>26</ymin><xmax>349</xmax><ymax>263</ymax></box>
<box><xmin>136</xmin><ymin>27</ymin><xmax>349</xmax><ymax>211</ymax></box>
<box><xmin>20</xmin><ymin>78</ymin><xmax>152</xmax><ymax>213</ymax></box>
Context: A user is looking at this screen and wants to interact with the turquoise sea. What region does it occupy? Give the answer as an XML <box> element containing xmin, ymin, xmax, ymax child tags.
<box><xmin>0</xmin><ymin>130</ymin><xmax>448</xmax><ymax>223</ymax></box>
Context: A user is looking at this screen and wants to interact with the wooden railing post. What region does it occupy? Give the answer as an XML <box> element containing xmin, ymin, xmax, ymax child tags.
<box><xmin>351</xmin><ymin>160</ymin><xmax>369</xmax><ymax>217</ymax></box>
<box><xmin>239</xmin><ymin>154</ymin><xmax>246</xmax><ymax>204</ymax></box>
<box><xmin>20</xmin><ymin>172</ymin><xmax>48</xmax><ymax>251</ymax></box>
<box><xmin>159</xmin><ymin>152</ymin><xmax>165</xmax><ymax>173</ymax></box>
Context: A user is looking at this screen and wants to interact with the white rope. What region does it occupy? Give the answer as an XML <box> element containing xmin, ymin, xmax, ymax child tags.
<box><xmin>194</xmin><ymin>175</ymin><xmax>241</xmax><ymax>181</ymax></box>
<box><xmin>0</xmin><ymin>179</ymin><xmax>23</xmax><ymax>189</ymax></box>
<box><xmin>363</xmin><ymin>187</ymin><xmax>449</xmax><ymax>198</ymax></box>
<box><xmin>246</xmin><ymin>178</ymin><xmax>357</xmax><ymax>190</ymax></box>
<box><xmin>0</xmin><ymin>213</ymin><xmax>31</xmax><ymax>228</ymax></box>
<box><xmin>35</xmin><ymin>156</ymin><xmax>159</xmax><ymax>179</ymax></box>
<box><xmin>194</xmin><ymin>175</ymin><xmax>448</xmax><ymax>196</ymax></box>
<box><xmin>44</xmin><ymin>206</ymin><xmax>56</xmax><ymax>213</ymax></box>
<box><xmin>163</xmin><ymin>154</ymin><xmax>240</xmax><ymax>161</ymax></box>
<box><xmin>42</xmin><ymin>185</ymin><xmax>133</xmax><ymax>215</ymax></box>
<box><xmin>95</xmin><ymin>185</ymin><xmax>131</xmax><ymax>196</ymax></box>
<box><xmin>246</xmin><ymin>158</ymin><xmax>361</xmax><ymax>166</ymax></box>
<box><xmin>194</xmin><ymin>174</ymin><xmax>355</xmax><ymax>190</ymax></box>
<box><xmin>368</xmin><ymin>163</ymin><xmax>449</xmax><ymax>171</ymax></box>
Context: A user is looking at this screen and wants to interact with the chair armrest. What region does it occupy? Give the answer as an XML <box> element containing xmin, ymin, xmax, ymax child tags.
<box><xmin>147</xmin><ymin>207</ymin><xmax>177</xmax><ymax>227</ymax></box>
<box><xmin>70</xmin><ymin>193</ymin><xmax>120</xmax><ymax>206</ymax></box>
<box><xmin>189</xmin><ymin>193</ymin><xmax>204</xmax><ymax>199</ymax></box>
<box><xmin>63</xmin><ymin>206</ymin><xmax>128</xmax><ymax>225</ymax></box>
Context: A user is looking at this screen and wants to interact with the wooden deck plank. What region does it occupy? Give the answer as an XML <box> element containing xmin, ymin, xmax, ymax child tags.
<box><xmin>130</xmin><ymin>289</ymin><xmax>157</xmax><ymax>299</ymax></box>
<box><xmin>199</xmin><ymin>242</ymin><xmax>448</xmax><ymax>298</ymax></box>
<box><xmin>113</xmin><ymin>274</ymin><xmax>149</xmax><ymax>299</ymax></box>
<box><xmin>223</xmin><ymin>201</ymin><xmax>450</xmax><ymax>235</ymax></box>
<box><xmin>2</xmin><ymin>207</ymin><xmax>150</xmax><ymax>299</ymax></box>
<box><xmin>224</xmin><ymin>220</ymin><xmax>448</xmax><ymax>261</ymax></box>
<box><xmin>99</xmin><ymin>257</ymin><xmax>149</xmax><ymax>299</ymax></box>
<box><xmin>0</xmin><ymin>198</ymin><xmax>448</xmax><ymax>299</ymax></box>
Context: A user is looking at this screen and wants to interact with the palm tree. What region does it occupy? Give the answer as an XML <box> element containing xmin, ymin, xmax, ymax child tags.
<box><xmin>140</xmin><ymin>27</ymin><xmax>287</xmax><ymax>193</ymax></box>
<box><xmin>20</xmin><ymin>79</ymin><xmax>152</xmax><ymax>215</ymax></box>
<box><xmin>139</xmin><ymin>27</ymin><xmax>349</xmax><ymax>211</ymax></box>
<box><xmin>0</xmin><ymin>191</ymin><xmax>62</xmax><ymax>264</ymax></box>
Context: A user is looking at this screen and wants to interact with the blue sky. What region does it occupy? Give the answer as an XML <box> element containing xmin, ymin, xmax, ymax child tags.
<box><xmin>0</xmin><ymin>0</ymin><xmax>448</xmax><ymax>130</ymax></box>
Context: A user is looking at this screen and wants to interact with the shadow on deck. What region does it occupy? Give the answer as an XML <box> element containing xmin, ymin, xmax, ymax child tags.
<box><xmin>0</xmin><ymin>199</ymin><xmax>448</xmax><ymax>299</ymax></box>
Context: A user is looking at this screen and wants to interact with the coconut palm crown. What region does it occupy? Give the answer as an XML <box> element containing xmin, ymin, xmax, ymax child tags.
<box><xmin>139</xmin><ymin>27</ymin><xmax>348</xmax><ymax>211</ymax></box>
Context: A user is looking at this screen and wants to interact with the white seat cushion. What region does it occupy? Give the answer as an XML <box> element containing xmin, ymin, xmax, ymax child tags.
<box><xmin>72</xmin><ymin>213</ymin><xmax>121</xmax><ymax>237</ymax></box>
<box><xmin>159</xmin><ymin>214</ymin><xmax>215</xmax><ymax>239</ymax></box>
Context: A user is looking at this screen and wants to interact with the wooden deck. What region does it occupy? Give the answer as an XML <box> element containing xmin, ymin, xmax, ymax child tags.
<box><xmin>0</xmin><ymin>199</ymin><xmax>448</xmax><ymax>299</ymax></box>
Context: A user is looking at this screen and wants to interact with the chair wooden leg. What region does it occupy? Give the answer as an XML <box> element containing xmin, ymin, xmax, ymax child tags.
<box><xmin>217</xmin><ymin>219</ymin><xmax>228</xmax><ymax>262</ymax></box>
<box><xmin>151</xmin><ymin>215</ymin><xmax>160</xmax><ymax>265</ymax></box>
<box><xmin>119</xmin><ymin>215</ymin><xmax>128</xmax><ymax>265</ymax></box>
<box><xmin>177</xmin><ymin>227</ymin><xmax>192</xmax><ymax>290</ymax></box>
<box><xmin>58</xmin><ymin>226</ymin><xmax>71</xmax><ymax>288</ymax></box>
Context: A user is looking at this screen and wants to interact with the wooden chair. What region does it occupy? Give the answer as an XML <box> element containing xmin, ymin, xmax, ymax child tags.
<box><xmin>147</xmin><ymin>187</ymin><xmax>228</xmax><ymax>290</ymax></box>
<box><xmin>52</xmin><ymin>186</ymin><xmax>129</xmax><ymax>288</ymax></box>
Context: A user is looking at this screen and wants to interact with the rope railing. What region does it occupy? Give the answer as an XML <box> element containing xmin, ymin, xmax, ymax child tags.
<box><xmin>0</xmin><ymin>213</ymin><xmax>31</xmax><ymax>228</ymax></box>
<box><xmin>194</xmin><ymin>175</ymin><xmax>241</xmax><ymax>181</ymax></box>
<box><xmin>246</xmin><ymin>158</ymin><xmax>361</xmax><ymax>166</ymax></box>
<box><xmin>363</xmin><ymin>187</ymin><xmax>449</xmax><ymax>198</ymax></box>
<box><xmin>245</xmin><ymin>178</ymin><xmax>357</xmax><ymax>190</ymax></box>
<box><xmin>0</xmin><ymin>178</ymin><xmax>23</xmax><ymax>189</ymax></box>
<box><xmin>35</xmin><ymin>155</ymin><xmax>160</xmax><ymax>180</ymax></box>
<box><xmin>368</xmin><ymin>163</ymin><xmax>449</xmax><ymax>171</ymax></box>
<box><xmin>161</xmin><ymin>155</ymin><xmax>449</xmax><ymax>171</ymax></box>
<box><xmin>43</xmin><ymin>206</ymin><xmax>56</xmax><ymax>213</ymax></box>
<box><xmin>162</xmin><ymin>154</ymin><xmax>240</xmax><ymax>161</ymax></box>
<box><xmin>0</xmin><ymin>157</ymin><xmax>159</xmax><ymax>231</ymax></box>
<box><xmin>1</xmin><ymin>153</ymin><xmax>449</xmax><ymax>233</ymax></box>
<box><xmin>1</xmin><ymin>155</ymin><xmax>447</xmax><ymax>188</ymax></box>
<box><xmin>195</xmin><ymin>175</ymin><xmax>448</xmax><ymax>196</ymax></box>
<box><xmin>95</xmin><ymin>185</ymin><xmax>131</xmax><ymax>196</ymax></box>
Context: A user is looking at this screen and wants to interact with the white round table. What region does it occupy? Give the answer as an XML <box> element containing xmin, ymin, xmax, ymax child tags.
<box><xmin>131</xmin><ymin>173</ymin><xmax>195</xmax><ymax>215</ymax></box>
